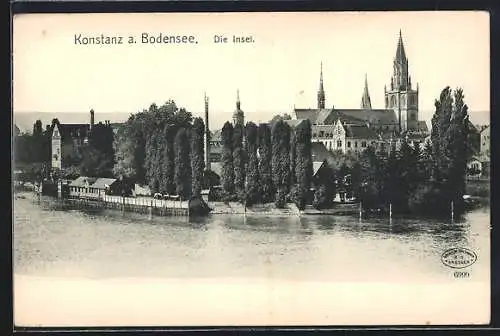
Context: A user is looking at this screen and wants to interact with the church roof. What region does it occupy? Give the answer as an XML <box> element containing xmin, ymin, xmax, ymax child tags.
<box><xmin>344</xmin><ymin>124</ymin><xmax>379</xmax><ymax>139</ymax></box>
<box><xmin>335</xmin><ymin>109</ymin><xmax>398</xmax><ymax>125</ymax></box>
<box><xmin>294</xmin><ymin>108</ymin><xmax>320</xmax><ymax>121</ymax></box>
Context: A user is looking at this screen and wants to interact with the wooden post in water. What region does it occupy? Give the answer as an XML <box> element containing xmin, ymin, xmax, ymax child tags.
<box><xmin>389</xmin><ymin>203</ymin><xmax>392</xmax><ymax>220</ymax></box>
<box><xmin>122</xmin><ymin>196</ymin><xmax>125</xmax><ymax>212</ymax></box>
<box><xmin>451</xmin><ymin>200</ymin><xmax>454</xmax><ymax>222</ymax></box>
<box><xmin>149</xmin><ymin>200</ymin><xmax>153</xmax><ymax>220</ymax></box>
<box><xmin>359</xmin><ymin>201</ymin><xmax>362</xmax><ymax>221</ymax></box>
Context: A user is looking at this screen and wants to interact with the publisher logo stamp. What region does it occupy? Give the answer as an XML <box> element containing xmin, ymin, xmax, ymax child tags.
<box><xmin>441</xmin><ymin>247</ymin><xmax>477</xmax><ymax>269</ymax></box>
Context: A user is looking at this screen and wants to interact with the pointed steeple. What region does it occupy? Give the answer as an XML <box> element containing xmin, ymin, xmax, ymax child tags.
<box><xmin>233</xmin><ymin>89</ymin><xmax>244</xmax><ymax>126</ymax></box>
<box><xmin>395</xmin><ymin>29</ymin><xmax>407</xmax><ymax>64</ymax></box>
<box><xmin>317</xmin><ymin>61</ymin><xmax>326</xmax><ymax>109</ymax></box>
<box><xmin>392</xmin><ymin>29</ymin><xmax>410</xmax><ymax>91</ymax></box>
<box><xmin>204</xmin><ymin>91</ymin><xmax>210</xmax><ymax>170</ymax></box>
<box><xmin>361</xmin><ymin>73</ymin><xmax>372</xmax><ymax>110</ymax></box>
<box><xmin>236</xmin><ymin>89</ymin><xmax>241</xmax><ymax>110</ymax></box>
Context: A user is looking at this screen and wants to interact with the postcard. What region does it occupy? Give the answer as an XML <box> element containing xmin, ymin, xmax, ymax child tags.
<box><xmin>12</xmin><ymin>11</ymin><xmax>490</xmax><ymax>327</ymax></box>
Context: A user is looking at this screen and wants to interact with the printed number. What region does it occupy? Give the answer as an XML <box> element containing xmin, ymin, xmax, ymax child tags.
<box><xmin>454</xmin><ymin>271</ymin><xmax>470</xmax><ymax>278</ymax></box>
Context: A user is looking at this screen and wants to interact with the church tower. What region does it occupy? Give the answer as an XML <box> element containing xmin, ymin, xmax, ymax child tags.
<box><xmin>384</xmin><ymin>30</ymin><xmax>419</xmax><ymax>132</ymax></box>
<box><xmin>204</xmin><ymin>92</ymin><xmax>211</xmax><ymax>171</ymax></box>
<box><xmin>361</xmin><ymin>73</ymin><xmax>372</xmax><ymax>110</ymax></box>
<box><xmin>51</xmin><ymin>120</ymin><xmax>62</xmax><ymax>170</ymax></box>
<box><xmin>232</xmin><ymin>89</ymin><xmax>245</xmax><ymax>126</ymax></box>
<box><xmin>317</xmin><ymin>62</ymin><xmax>326</xmax><ymax>109</ymax></box>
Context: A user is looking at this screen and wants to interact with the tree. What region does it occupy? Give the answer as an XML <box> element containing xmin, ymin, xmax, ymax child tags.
<box><xmin>89</xmin><ymin>122</ymin><xmax>115</xmax><ymax>176</ymax></box>
<box><xmin>289</xmin><ymin>128</ymin><xmax>296</xmax><ymax>187</ymax></box>
<box><xmin>258</xmin><ymin>123</ymin><xmax>273</xmax><ymax>203</ymax></box>
<box><xmin>233</xmin><ymin>123</ymin><xmax>246</xmax><ymax>201</ymax></box>
<box><xmin>160</xmin><ymin>124</ymin><xmax>176</xmax><ymax>194</ymax></box>
<box><xmin>80</xmin><ymin>145</ymin><xmax>113</xmax><ymax>177</ymax></box>
<box><xmin>174</xmin><ymin>128</ymin><xmax>191</xmax><ymax>199</ymax></box>
<box><xmin>144</xmin><ymin>130</ymin><xmax>160</xmax><ymax>192</ymax></box>
<box><xmin>221</xmin><ymin>121</ymin><xmax>234</xmax><ymax>199</ymax></box>
<box><xmin>271</xmin><ymin>120</ymin><xmax>291</xmax><ymax>207</ymax></box>
<box><xmin>190</xmin><ymin>117</ymin><xmax>205</xmax><ymax>198</ymax></box>
<box><xmin>245</xmin><ymin>122</ymin><xmax>260</xmax><ymax>206</ymax></box>
<box><xmin>413</xmin><ymin>86</ymin><xmax>470</xmax><ymax>217</ymax></box>
<box><xmin>113</xmin><ymin>115</ymin><xmax>146</xmax><ymax>183</ymax></box>
<box><xmin>293</xmin><ymin>119</ymin><xmax>313</xmax><ymax>209</ymax></box>
<box><xmin>445</xmin><ymin>88</ymin><xmax>469</xmax><ymax>214</ymax></box>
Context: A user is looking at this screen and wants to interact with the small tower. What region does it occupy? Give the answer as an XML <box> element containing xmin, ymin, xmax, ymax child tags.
<box><xmin>361</xmin><ymin>73</ymin><xmax>372</xmax><ymax>110</ymax></box>
<box><xmin>232</xmin><ymin>89</ymin><xmax>245</xmax><ymax>126</ymax></box>
<box><xmin>204</xmin><ymin>92</ymin><xmax>211</xmax><ymax>171</ymax></box>
<box><xmin>317</xmin><ymin>62</ymin><xmax>326</xmax><ymax>109</ymax></box>
<box><xmin>51</xmin><ymin>119</ymin><xmax>62</xmax><ymax>170</ymax></box>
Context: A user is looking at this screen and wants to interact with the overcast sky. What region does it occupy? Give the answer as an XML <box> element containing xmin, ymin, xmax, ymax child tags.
<box><xmin>13</xmin><ymin>11</ymin><xmax>490</xmax><ymax>129</ymax></box>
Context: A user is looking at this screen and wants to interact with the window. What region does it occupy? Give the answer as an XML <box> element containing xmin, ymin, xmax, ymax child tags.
<box><xmin>313</xmin><ymin>133</ymin><xmax>317</xmax><ymax>138</ymax></box>
<box><xmin>319</xmin><ymin>131</ymin><xmax>324</xmax><ymax>137</ymax></box>
<box><xmin>355</xmin><ymin>141</ymin><xmax>358</xmax><ymax>148</ymax></box>
<box><xmin>361</xmin><ymin>141</ymin><xmax>367</xmax><ymax>148</ymax></box>
<box><xmin>337</xmin><ymin>140</ymin><xmax>342</xmax><ymax>148</ymax></box>
<box><xmin>347</xmin><ymin>141</ymin><xmax>351</xmax><ymax>148</ymax></box>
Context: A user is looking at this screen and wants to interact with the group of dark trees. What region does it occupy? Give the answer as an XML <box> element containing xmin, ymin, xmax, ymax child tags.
<box><xmin>219</xmin><ymin>119</ymin><xmax>313</xmax><ymax>209</ymax></box>
<box><xmin>113</xmin><ymin>101</ymin><xmax>206</xmax><ymax>200</ymax></box>
<box><xmin>79</xmin><ymin>122</ymin><xmax>115</xmax><ymax>178</ymax></box>
<box><xmin>13</xmin><ymin>120</ymin><xmax>52</xmax><ymax>181</ymax></box>
<box><xmin>330</xmin><ymin>86</ymin><xmax>470</xmax><ymax>217</ymax></box>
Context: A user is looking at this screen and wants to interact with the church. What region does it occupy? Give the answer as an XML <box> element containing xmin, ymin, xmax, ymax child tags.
<box><xmin>293</xmin><ymin>30</ymin><xmax>429</xmax><ymax>154</ymax></box>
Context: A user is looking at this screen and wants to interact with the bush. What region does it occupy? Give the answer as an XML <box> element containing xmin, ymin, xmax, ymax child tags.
<box><xmin>408</xmin><ymin>184</ymin><xmax>451</xmax><ymax>217</ymax></box>
<box><xmin>289</xmin><ymin>184</ymin><xmax>306</xmax><ymax>210</ymax></box>
<box><xmin>313</xmin><ymin>185</ymin><xmax>328</xmax><ymax>210</ymax></box>
<box><xmin>274</xmin><ymin>188</ymin><xmax>287</xmax><ymax>208</ymax></box>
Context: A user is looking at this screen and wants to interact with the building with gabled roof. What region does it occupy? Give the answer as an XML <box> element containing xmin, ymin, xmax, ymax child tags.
<box><xmin>50</xmin><ymin>109</ymin><xmax>117</xmax><ymax>170</ymax></box>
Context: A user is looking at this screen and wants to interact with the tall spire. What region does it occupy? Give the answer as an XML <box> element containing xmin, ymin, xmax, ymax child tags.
<box><xmin>204</xmin><ymin>91</ymin><xmax>210</xmax><ymax>170</ymax></box>
<box><xmin>236</xmin><ymin>89</ymin><xmax>241</xmax><ymax>110</ymax></box>
<box><xmin>395</xmin><ymin>29</ymin><xmax>407</xmax><ymax>64</ymax></box>
<box><xmin>361</xmin><ymin>73</ymin><xmax>372</xmax><ymax>110</ymax></box>
<box><xmin>317</xmin><ymin>61</ymin><xmax>326</xmax><ymax>109</ymax></box>
<box><xmin>392</xmin><ymin>29</ymin><xmax>410</xmax><ymax>91</ymax></box>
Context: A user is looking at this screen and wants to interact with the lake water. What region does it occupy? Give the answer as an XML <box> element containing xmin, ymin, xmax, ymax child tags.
<box><xmin>13</xmin><ymin>193</ymin><xmax>492</xmax><ymax>326</ymax></box>
<box><xmin>14</xmin><ymin>193</ymin><xmax>490</xmax><ymax>283</ymax></box>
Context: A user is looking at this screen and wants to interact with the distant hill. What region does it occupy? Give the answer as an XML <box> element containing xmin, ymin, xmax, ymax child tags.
<box><xmin>13</xmin><ymin>109</ymin><xmax>489</xmax><ymax>134</ymax></box>
<box><xmin>13</xmin><ymin>112</ymin><xmax>131</xmax><ymax>133</ymax></box>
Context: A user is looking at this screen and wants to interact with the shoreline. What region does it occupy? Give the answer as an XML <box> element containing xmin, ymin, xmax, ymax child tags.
<box><xmin>14</xmin><ymin>190</ymin><xmax>490</xmax><ymax>219</ymax></box>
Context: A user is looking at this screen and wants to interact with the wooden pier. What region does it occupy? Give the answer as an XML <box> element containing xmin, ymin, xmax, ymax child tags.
<box><xmin>64</xmin><ymin>194</ymin><xmax>190</xmax><ymax>217</ymax></box>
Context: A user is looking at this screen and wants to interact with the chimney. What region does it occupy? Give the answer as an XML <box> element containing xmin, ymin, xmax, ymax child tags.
<box><xmin>90</xmin><ymin>109</ymin><xmax>95</xmax><ymax>130</ymax></box>
<box><xmin>204</xmin><ymin>93</ymin><xmax>211</xmax><ymax>171</ymax></box>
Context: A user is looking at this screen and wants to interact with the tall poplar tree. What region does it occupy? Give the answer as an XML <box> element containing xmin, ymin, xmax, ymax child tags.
<box><xmin>221</xmin><ymin>121</ymin><xmax>234</xmax><ymax>198</ymax></box>
<box><xmin>245</xmin><ymin>122</ymin><xmax>260</xmax><ymax>205</ymax></box>
<box><xmin>294</xmin><ymin>119</ymin><xmax>313</xmax><ymax>208</ymax></box>
<box><xmin>271</xmin><ymin>120</ymin><xmax>291</xmax><ymax>207</ymax></box>
<box><xmin>233</xmin><ymin>123</ymin><xmax>246</xmax><ymax>200</ymax></box>
<box><xmin>174</xmin><ymin>127</ymin><xmax>191</xmax><ymax>199</ymax></box>
<box><xmin>258</xmin><ymin>123</ymin><xmax>273</xmax><ymax>203</ymax></box>
<box><xmin>190</xmin><ymin>117</ymin><xmax>205</xmax><ymax>198</ymax></box>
